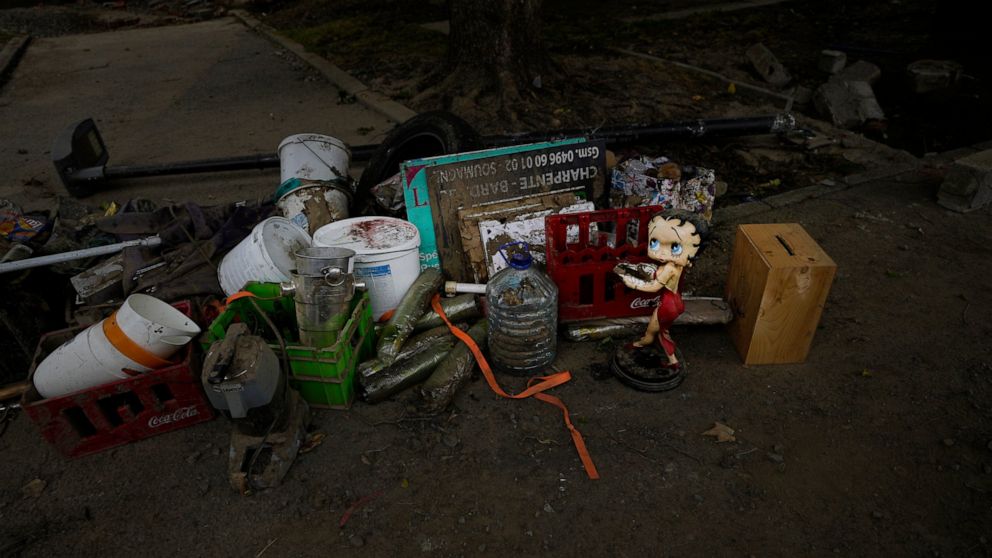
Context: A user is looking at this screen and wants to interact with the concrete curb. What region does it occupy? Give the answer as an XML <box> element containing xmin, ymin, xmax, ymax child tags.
<box><xmin>713</xmin><ymin>161</ymin><xmax>921</xmax><ymax>224</ymax></box>
<box><xmin>0</xmin><ymin>36</ymin><xmax>31</xmax><ymax>89</ymax></box>
<box><xmin>229</xmin><ymin>10</ymin><xmax>417</xmax><ymax>125</ymax></box>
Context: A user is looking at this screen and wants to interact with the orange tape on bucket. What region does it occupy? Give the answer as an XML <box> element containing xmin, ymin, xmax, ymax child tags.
<box><xmin>102</xmin><ymin>312</ymin><xmax>174</xmax><ymax>370</ymax></box>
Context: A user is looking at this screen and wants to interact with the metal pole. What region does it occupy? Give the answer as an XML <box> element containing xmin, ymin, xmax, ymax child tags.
<box><xmin>0</xmin><ymin>236</ymin><xmax>162</xmax><ymax>274</ymax></box>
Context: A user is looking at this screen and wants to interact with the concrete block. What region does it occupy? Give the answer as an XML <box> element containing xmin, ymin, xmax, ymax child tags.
<box><xmin>938</xmin><ymin>149</ymin><xmax>992</xmax><ymax>212</ymax></box>
<box><xmin>906</xmin><ymin>59</ymin><xmax>963</xmax><ymax>94</ymax></box>
<box><xmin>813</xmin><ymin>79</ymin><xmax>884</xmax><ymax>129</ymax></box>
<box><xmin>745</xmin><ymin>43</ymin><xmax>792</xmax><ymax>87</ymax></box>
<box><xmin>837</xmin><ymin>60</ymin><xmax>881</xmax><ymax>85</ymax></box>
<box><xmin>818</xmin><ymin>49</ymin><xmax>847</xmax><ymax>74</ymax></box>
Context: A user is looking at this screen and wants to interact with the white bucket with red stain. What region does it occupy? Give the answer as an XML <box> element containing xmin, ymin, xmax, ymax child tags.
<box><xmin>277</xmin><ymin>134</ymin><xmax>350</xmax><ymax>183</ymax></box>
<box><xmin>32</xmin><ymin>294</ymin><xmax>200</xmax><ymax>399</ymax></box>
<box><xmin>313</xmin><ymin>217</ymin><xmax>421</xmax><ymax>320</ymax></box>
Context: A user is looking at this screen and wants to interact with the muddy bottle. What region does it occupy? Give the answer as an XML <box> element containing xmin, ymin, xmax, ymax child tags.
<box><xmin>486</xmin><ymin>242</ymin><xmax>558</xmax><ymax>376</ymax></box>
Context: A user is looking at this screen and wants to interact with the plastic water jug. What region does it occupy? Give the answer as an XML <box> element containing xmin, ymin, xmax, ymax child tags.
<box><xmin>486</xmin><ymin>242</ymin><xmax>558</xmax><ymax>376</ymax></box>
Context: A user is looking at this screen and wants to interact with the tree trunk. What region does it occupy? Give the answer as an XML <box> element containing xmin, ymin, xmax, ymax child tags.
<box><xmin>449</xmin><ymin>0</ymin><xmax>549</xmax><ymax>86</ymax></box>
<box><xmin>440</xmin><ymin>0</ymin><xmax>553</xmax><ymax>125</ymax></box>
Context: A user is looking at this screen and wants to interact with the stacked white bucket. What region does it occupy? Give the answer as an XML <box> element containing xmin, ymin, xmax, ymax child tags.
<box><xmin>276</xmin><ymin>134</ymin><xmax>352</xmax><ymax>234</ymax></box>
<box><xmin>313</xmin><ymin>217</ymin><xmax>421</xmax><ymax>321</ymax></box>
<box><xmin>33</xmin><ymin>294</ymin><xmax>201</xmax><ymax>399</ymax></box>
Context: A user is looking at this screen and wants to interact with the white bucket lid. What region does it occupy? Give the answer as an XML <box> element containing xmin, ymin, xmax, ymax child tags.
<box><xmin>277</xmin><ymin>133</ymin><xmax>351</xmax><ymax>156</ymax></box>
<box><xmin>313</xmin><ymin>216</ymin><xmax>420</xmax><ymax>256</ymax></box>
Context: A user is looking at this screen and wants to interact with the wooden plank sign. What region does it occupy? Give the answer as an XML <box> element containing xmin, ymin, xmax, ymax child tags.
<box><xmin>402</xmin><ymin>139</ymin><xmax>606</xmax><ymax>280</ymax></box>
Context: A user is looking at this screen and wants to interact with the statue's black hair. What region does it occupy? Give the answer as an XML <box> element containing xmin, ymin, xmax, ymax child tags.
<box><xmin>649</xmin><ymin>209</ymin><xmax>710</xmax><ymax>260</ymax></box>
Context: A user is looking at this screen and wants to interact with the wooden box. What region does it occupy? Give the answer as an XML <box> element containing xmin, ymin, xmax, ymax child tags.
<box><xmin>725</xmin><ymin>223</ymin><xmax>836</xmax><ymax>365</ymax></box>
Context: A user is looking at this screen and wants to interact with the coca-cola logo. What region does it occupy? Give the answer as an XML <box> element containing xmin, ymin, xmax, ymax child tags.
<box><xmin>148</xmin><ymin>405</ymin><xmax>199</xmax><ymax>428</ymax></box>
<box><xmin>630</xmin><ymin>296</ymin><xmax>661</xmax><ymax>309</ymax></box>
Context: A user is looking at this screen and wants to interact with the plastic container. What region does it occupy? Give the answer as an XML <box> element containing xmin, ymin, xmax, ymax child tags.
<box><xmin>218</xmin><ymin>216</ymin><xmax>311</xmax><ymax>296</ymax></box>
<box><xmin>277</xmin><ymin>133</ymin><xmax>350</xmax><ymax>183</ymax></box>
<box><xmin>313</xmin><ymin>216</ymin><xmax>421</xmax><ymax>321</ymax></box>
<box><xmin>32</xmin><ymin>294</ymin><xmax>201</xmax><ymax>399</ymax></box>
<box><xmin>202</xmin><ymin>284</ymin><xmax>375</xmax><ymax>409</ymax></box>
<box><xmin>486</xmin><ymin>242</ymin><xmax>559</xmax><ymax>376</ymax></box>
<box><xmin>21</xmin><ymin>301</ymin><xmax>215</xmax><ymax>458</ymax></box>
<box><xmin>275</xmin><ymin>177</ymin><xmax>351</xmax><ymax>235</ymax></box>
<box><xmin>545</xmin><ymin>205</ymin><xmax>666</xmax><ymax>322</ymax></box>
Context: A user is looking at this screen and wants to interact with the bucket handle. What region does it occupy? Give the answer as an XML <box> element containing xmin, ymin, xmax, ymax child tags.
<box><xmin>321</xmin><ymin>266</ymin><xmax>346</xmax><ymax>286</ymax></box>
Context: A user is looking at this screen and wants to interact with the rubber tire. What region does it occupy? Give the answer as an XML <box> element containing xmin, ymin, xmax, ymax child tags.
<box><xmin>355</xmin><ymin>111</ymin><xmax>481</xmax><ymax>215</ymax></box>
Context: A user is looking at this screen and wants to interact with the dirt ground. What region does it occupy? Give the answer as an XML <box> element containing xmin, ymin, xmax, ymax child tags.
<box><xmin>2</xmin><ymin>3</ymin><xmax>992</xmax><ymax>558</ymax></box>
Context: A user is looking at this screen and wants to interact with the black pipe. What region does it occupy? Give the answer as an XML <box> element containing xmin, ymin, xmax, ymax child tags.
<box><xmin>482</xmin><ymin>114</ymin><xmax>796</xmax><ymax>148</ymax></box>
<box><xmin>73</xmin><ymin>113</ymin><xmax>796</xmax><ymax>184</ymax></box>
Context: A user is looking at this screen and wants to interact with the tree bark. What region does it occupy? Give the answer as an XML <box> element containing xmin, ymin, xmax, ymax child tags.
<box><xmin>440</xmin><ymin>0</ymin><xmax>553</xmax><ymax>124</ymax></box>
<box><xmin>449</xmin><ymin>0</ymin><xmax>549</xmax><ymax>85</ymax></box>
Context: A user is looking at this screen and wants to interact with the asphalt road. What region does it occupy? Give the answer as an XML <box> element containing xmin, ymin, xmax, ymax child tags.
<box><xmin>0</xmin><ymin>17</ymin><xmax>393</xmax><ymax>211</ymax></box>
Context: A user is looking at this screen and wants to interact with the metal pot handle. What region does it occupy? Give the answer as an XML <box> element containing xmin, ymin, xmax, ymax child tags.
<box><xmin>321</xmin><ymin>266</ymin><xmax>346</xmax><ymax>286</ymax></box>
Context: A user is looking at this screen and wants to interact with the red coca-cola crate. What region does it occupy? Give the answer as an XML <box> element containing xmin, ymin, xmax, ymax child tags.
<box><xmin>20</xmin><ymin>301</ymin><xmax>214</xmax><ymax>458</ymax></box>
<box><xmin>545</xmin><ymin>206</ymin><xmax>669</xmax><ymax>322</ymax></box>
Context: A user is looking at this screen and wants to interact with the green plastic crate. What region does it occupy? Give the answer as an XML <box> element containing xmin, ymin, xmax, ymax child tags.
<box><xmin>202</xmin><ymin>283</ymin><xmax>375</xmax><ymax>409</ymax></box>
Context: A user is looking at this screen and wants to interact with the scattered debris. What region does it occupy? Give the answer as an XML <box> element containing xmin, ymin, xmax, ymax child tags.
<box><xmin>937</xmin><ymin>149</ymin><xmax>992</xmax><ymax>212</ymax></box>
<box><xmin>813</xmin><ymin>79</ymin><xmax>885</xmax><ymax>129</ymax></box>
<box><xmin>906</xmin><ymin>60</ymin><xmax>963</xmax><ymax>94</ymax></box>
<box><xmin>837</xmin><ymin>60</ymin><xmax>882</xmax><ymax>86</ymax></box>
<box><xmin>818</xmin><ymin>49</ymin><xmax>847</xmax><ymax>74</ymax></box>
<box><xmin>701</xmin><ymin>422</ymin><xmax>736</xmax><ymax>443</ymax></box>
<box><xmin>745</xmin><ymin>43</ymin><xmax>792</xmax><ymax>87</ymax></box>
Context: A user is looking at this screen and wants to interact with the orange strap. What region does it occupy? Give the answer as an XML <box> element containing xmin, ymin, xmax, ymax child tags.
<box><xmin>103</xmin><ymin>312</ymin><xmax>174</xmax><ymax>369</ymax></box>
<box><xmin>225</xmin><ymin>291</ymin><xmax>259</xmax><ymax>306</ymax></box>
<box><xmin>431</xmin><ymin>294</ymin><xmax>599</xmax><ymax>480</ymax></box>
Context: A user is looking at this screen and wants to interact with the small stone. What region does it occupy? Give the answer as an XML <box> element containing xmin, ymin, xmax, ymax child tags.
<box><xmin>664</xmin><ymin>462</ymin><xmax>677</xmax><ymax>474</ymax></box>
<box><xmin>442</xmin><ymin>433</ymin><xmax>460</xmax><ymax>448</ymax></box>
<box><xmin>693</xmin><ymin>494</ymin><xmax>704</xmax><ymax>503</ymax></box>
<box><xmin>349</xmin><ymin>534</ymin><xmax>365</xmax><ymax>548</ymax></box>
<box><xmin>543</xmin><ymin>502</ymin><xmax>554</xmax><ymax>513</ymax></box>
<box><xmin>872</xmin><ymin>510</ymin><xmax>884</xmax><ymax>519</ymax></box>
<box><xmin>458</xmin><ymin>516</ymin><xmax>466</xmax><ymax>524</ymax></box>
<box><xmin>525</xmin><ymin>530</ymin><xmax>534</xmax><ymax>537</ymax></box>
<box><xmin>478</xmin><ymin>544</ymin><xmax>487</xmax><ymax>552</ymax></box>
<box><xmin>773</xmin><ymin>444</ymin><xmax>785</xmax><ymax>453</ymax></box>
<box><xmin>21</xmin><ymin>478</ymin><xmax>46</xmax><ymax>498</ymax></box>
<box><xmin>767</xmin><ymin>453</ymin><xmax>785</xmax><ymax>464</ymax></box>
<box><xmin>186</xmin><ymin>451</ymin><xmax>201</xmax><ymax>464</ymax></box>
<box><xmin>212</xmin><ymin>446</ymin><xmax>222</xmax><ymax>457</ymax></box>
<box><xmin>943</xmin><ymin>438</ymin><xmax>955</xmax><ymax>447</ymax></box>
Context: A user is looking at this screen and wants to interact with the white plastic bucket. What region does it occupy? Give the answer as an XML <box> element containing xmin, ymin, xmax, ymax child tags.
<box><xmin>218</xmin><ymin>217</ymin><xmax>312</xmax><ymax>296</ymax></box>
<box><xmin>275</xmin><ymin>178</ymin><xmax>350</xmax><ymax>235</ymax></box>
<box><xmin>313</xmin><ymin>217</ymin><xmax>421</xmax><ymax>320</ymax></box>
<box><xmin>32</xmin><ymin>295</ymin><xmax>201</xmax><ymax>399</ymax></box>
<box><xmin>277</xmin><ymin>134</ymin><xmax>351</xmax><ymax>183</ymax></box>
